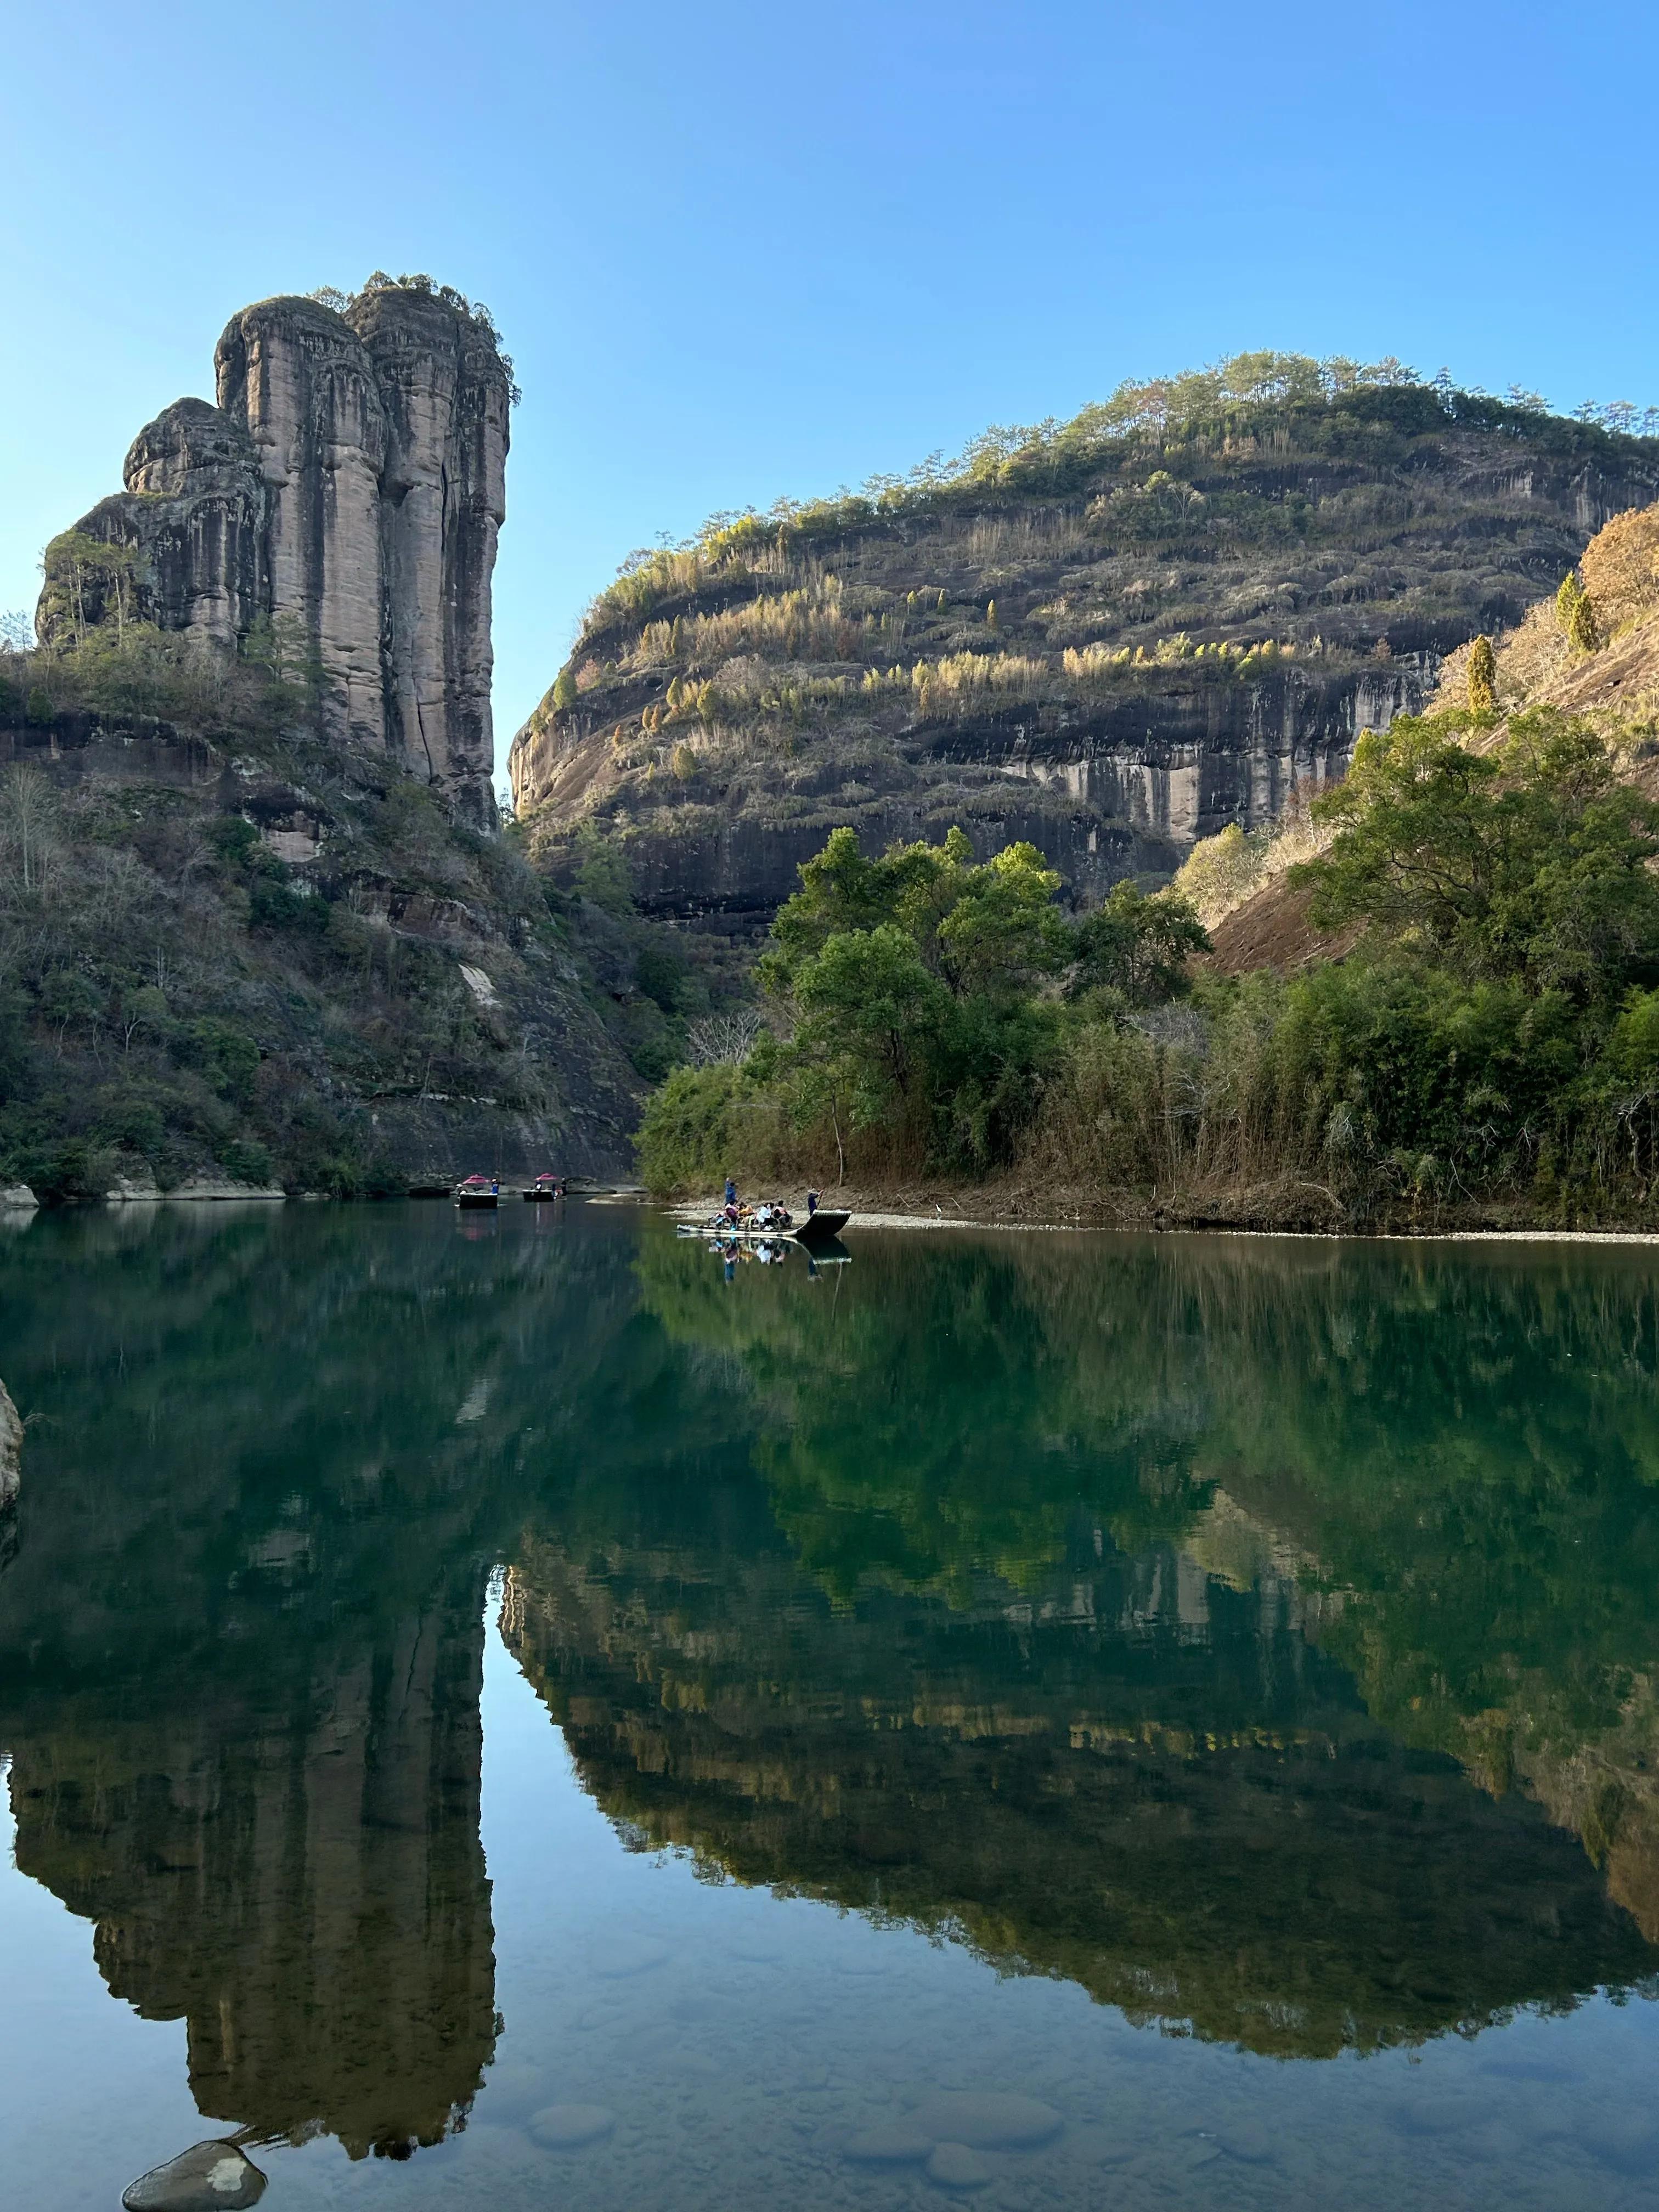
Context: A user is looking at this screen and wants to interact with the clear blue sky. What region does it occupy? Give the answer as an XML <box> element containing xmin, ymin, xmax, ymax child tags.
<box><xmin>4</xmin><ymin>0</ymin><xmax>1657</xmax><ymax>792</ymax></box>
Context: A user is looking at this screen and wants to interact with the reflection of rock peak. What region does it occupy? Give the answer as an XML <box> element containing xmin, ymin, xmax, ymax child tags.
<box><xmin>5</xmin><ymin>1571</ymin><xmax>495</xmax><ymax>2157</ymax></box>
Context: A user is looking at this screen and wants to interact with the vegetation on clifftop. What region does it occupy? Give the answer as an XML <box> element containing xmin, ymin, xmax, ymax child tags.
<box><xmin>514</xmin><ymin>353</ymin><xmax>1659</xmax><ymax>911</ymax></box>
<box><xmin>0</xmin><ymin>625</ymin><xmax>652</xmax><ymax>1194</ymax></box>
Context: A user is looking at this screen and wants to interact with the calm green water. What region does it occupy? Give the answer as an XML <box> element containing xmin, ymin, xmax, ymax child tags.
<box><xmin>5</xmin><ymin>1203</ymin><xmax>1659</xmax><ymax>2208</ymax></box>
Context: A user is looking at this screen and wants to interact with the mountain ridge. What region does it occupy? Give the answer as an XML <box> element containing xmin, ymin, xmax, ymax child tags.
<box><xmin>511</xmin><ymin>357</ymin><xmax>1659</xmax><ymax>938</ymax></box>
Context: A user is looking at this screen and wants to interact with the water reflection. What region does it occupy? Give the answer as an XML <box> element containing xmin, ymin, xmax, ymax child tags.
<box><xmin>3</xmin><ymin>1207</ymin><xmax>1659</xmax><ymax>2185</ymax></box>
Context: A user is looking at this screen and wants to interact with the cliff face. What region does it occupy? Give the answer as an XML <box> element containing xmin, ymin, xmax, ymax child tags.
<box><xmin>512</xmin><ymin>377</ymin><xmax>1659</xmax><ymax>926</ymax></box>
<box><xmin>39</xmin><ymin>283</ymin><xmax>509</xmax><ymax>828</ymax></box>
<box><xmin>0</xmin><ymin>697</ymin><xmax>645</xmax><ymax>1190</ymax></box>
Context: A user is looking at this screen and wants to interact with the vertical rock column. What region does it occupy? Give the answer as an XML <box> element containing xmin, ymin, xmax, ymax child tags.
<box><xmin>216</xmin><ymin>299</ymin><xmax>390</xmax><ymax>750</ymax></box>
<box><xmin>443</xmin><ymin>322</ymin><xmax>511</xmax><ymax>829</ymax></box>
<box><xmin>351</xmin><ymin>290</ymin><xmax>509</xmax><ymax>828</ymax></box>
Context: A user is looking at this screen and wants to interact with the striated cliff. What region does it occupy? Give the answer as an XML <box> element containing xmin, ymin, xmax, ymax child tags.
<box><xmin>512</xmin><ymin>362</ymin><xmax>1659</xmax><ymax>930</ymax></box>
<box><xmin>38</xmin><ymin>279</ymin><xmax>509</xmax><ymax>827</ymax></box>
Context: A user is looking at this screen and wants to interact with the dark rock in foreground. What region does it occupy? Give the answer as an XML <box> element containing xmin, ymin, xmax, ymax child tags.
<box><xmin>122</xmin><ymin>2140</ymin><xmax>266</xmax><ymax>2210</ymax></box>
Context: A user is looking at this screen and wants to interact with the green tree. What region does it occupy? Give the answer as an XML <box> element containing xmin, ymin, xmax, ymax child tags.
<box><xmin>1295</xmin><ymin>710</ymin><xmax>1659</xmax><ymax>1002</ymax></box>
<box><xmin>1466</xmin><ymin>634</ymin><xmax>1496</xmax><ymax>717</ymax></box>
<box><xmin>551</xmin><ymin>665</ymin><xmax>578</xmax><ymax>712</ymax></box>
<box><xmin>1557</xmin><ymin>569</ymin><xmax>1600</xmax><ymax>655</ymax></box>
<box><xmin>1070</xmin><ymin>883</ymin><xmax>1209</xmax><ymax>1006</ymax></box>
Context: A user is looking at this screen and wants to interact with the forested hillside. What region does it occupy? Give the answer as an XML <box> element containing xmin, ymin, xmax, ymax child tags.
<box><xmin>0</xmin><ymin>638</ymin><xmax>652</xmax><ymax>1194</ymax></box>
<box><xmin>514</xmin><ymin>355</ymin><xmax>1659</xmax><ymax>934</ymax></box>
<box><xmin>637</xmin><ymin>499</ymin><xmax>1659</xmax><ymax>1231</ymax></box>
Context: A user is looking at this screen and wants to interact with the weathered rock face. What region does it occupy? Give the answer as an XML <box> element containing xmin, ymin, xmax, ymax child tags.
<box><xmin>0</xmin><ymin>1379</ymin><xmax>19</xmax><ymax>1515</ymax></box>
<box><xmin>514</xmin><ymin>380</ymin><xmax>1659</xmax><ymax>923</ymax></box>
<box><xmin>348</xmin><ymin>287</ymin><xmax>510</xmax><ymax>809</ymax></box>
<box><xmin>40</xmin><ymin>285</ymin><xmax>510</xmax><ymax>827</ymax></box>
<box><xmin>216</xmin><ymin>297</ymin><xmax>392</xmax><ymax>752</ymax></box>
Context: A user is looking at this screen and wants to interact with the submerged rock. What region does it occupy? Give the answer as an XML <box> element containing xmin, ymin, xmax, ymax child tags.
<box><xmin>843</xmin><ymin>2119</ymin><xmax>936</xmax><ymax>2163</ymax></box>
<box><xmin>908</xmin><ymin>2092</ymin><xmax>1062</xmax><ymax>2149</ymax></box>
<box><xmin>590</xmin><ymin>1933</ymin><xmax>670</xmax><ymax>1977</ymax></box>
<box><xmin>121</xmin><ymin>2140</ymin><xmax>266</xmax><ymax>2210</ymax></box>
<box><xmin>1217</xmin><ymin>2118</ymin><xmax>1277</xmax><ymax>2163</ymax></box>
<box><xmin>926</xmin><ymin>2141</ymin><xmax>994</xmax><ymax>2190</ymax></box>
<box><xmin>528</xmin><ymin>2102</ymin><xmax>616</xmax><ymax>2148</ymax></box>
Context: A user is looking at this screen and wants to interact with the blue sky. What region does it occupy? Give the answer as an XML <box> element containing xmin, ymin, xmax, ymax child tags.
<box><xmin>4</xmin><ymin>0</ymin><xmax>1657</xmax><ymax>791</ymax></box>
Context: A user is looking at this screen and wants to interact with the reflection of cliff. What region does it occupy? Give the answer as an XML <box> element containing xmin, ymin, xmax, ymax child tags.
<box><xmin>5</xmin><ymin>1566</ymin><xmax>493</xmax><ymax>2155</ymax></box>
<box><xmin>10</xmin><ymin>1200</ymin><xmax>1659</xmax><ymax>2136</ymax></box>
<box><xmin>503</xmin><ymin>1508</ymin><xmax>1658</xmax><ymax>2059</ymax></box>
<box><xmin>613</xmin><ymin>1227</ymin><xmax>1659</xmax><ymax>2037</ymax></box>
<box><xmin>0</xmin><ymin>1204</ymin><xmax>654</xmax><ymax>2159</ymax></box>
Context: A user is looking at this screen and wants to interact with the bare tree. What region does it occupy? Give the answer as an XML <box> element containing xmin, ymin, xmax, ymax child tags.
<box><xmin>685</xmin><ymin>1009</ymin><xmax>765</xmax><ymax>1065</ymax></box>
<box><xmin>0</xmin><ymin>765</ymin><xmax>59</xmax><ymax>898</ymax></box>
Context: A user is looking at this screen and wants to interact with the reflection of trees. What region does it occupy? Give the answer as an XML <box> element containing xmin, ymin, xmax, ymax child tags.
<box><xmin>639</xmin><ymin>1228</ymin><xmax>1659</xmax><ymax>1808</ymax></box>
<box><xmin>578</xmin><ymin>1226</ymin><xmax>1659</xmax><ymax>2041</ymax></box>
<box><xmin>8</xmin><ymin>1205</ymin><xmax>1659</xmax><ymax>2128</ymax></box>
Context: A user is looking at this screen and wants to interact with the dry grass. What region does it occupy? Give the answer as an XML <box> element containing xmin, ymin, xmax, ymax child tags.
<box><xmin>1582</xmin><ymin>505</ymin><xmax>1659</xmax><ymax>636</ymax></box>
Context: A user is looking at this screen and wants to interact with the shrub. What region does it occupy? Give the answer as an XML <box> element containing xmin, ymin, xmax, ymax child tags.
<box><xmin>218</xmin><ymin>1136</ymin><xmax>274</xmax><ymax>1187</ymax></box>
<box><xmin>1466</xmin><ymin>634</ymin><xmax>1496</xmax><ymax>716</ymax></box>
<box><xmin>635</xmin><ymin>1062</ymin><xmax>749</xmax><ymax>1194</ymax></box>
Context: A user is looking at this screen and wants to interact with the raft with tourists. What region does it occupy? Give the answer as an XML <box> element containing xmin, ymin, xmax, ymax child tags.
<box><xmin>454</xmin><ymin>1175</ymin><xmax>500</xmax><ymax>1210</ymax></box>
<box><xmin>679</xmin><ymin>1191</ymin><xmax>851</xmax><ymax>1245</ymax></box>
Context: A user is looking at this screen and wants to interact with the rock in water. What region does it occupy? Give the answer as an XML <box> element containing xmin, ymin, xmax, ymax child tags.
<box><xmin>528</xmin><ymin>2103</ymin><xmax>616</xmax><ymax>2148</ymax></box>
<box><xmin>0</xmin><ymin>1378</ymin><xmax>19</xmax><ymax>1512</ymax></box>
<box><xmin>1218</xmin><ymin>2118</ymin><xmax>1277</xmax><ymax>2164</ymax></box>
<box><xmin>926</xmin><ymin>2141</ymin><xmax>994</xmax><ymax>2190</ymax></box>
<box><xmin>909</xmin><ymin>2092</ymin><xmax>1063</xmax><ymax>2149</ymax></box>
<box><xmin>843</xmin><ymin>2120</ymin><xmax>936</xmax><ymax>2164</ymax></box>
<box><xmin>122</xmin><ymin>2140</ymin><xmax>266</xmax><ymax>2210</ymax></box>
<box><xmin>590</xmin><ymin>1933</ymin><xmax>670</xmax><ymax>1977</ymax></box>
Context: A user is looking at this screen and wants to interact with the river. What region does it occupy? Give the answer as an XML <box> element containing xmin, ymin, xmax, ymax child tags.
<box><xmin>3</xmin><ymin>1200</ymin><xmax>1659</xmax><ymax>2208</ymax></box>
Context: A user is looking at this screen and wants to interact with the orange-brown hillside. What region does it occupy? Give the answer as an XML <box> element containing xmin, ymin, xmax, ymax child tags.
<box><xmin>1187</xmin><ymin>503</ymin><xmax>1659</xmax><ymax>974</ymax></box>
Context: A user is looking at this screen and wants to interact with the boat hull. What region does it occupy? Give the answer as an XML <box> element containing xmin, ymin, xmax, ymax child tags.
<box><xmin>455</xmin><ymin>1193</ymin><xmax>499</xmax><ymax>1210</ymax></box>
<box><xmin>795</xmin><ymin>1210</ymin><xmax>851</xmax><ymax>1243</ymax></box>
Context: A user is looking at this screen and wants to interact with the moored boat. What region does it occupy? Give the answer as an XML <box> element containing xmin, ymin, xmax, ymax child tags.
<box><xmin>454</xmin><ymin>1175</ymin><xmax>499</xmax><ymax>1210</ymax></box>
<box><xmin>678</xmin><ymin>1201</ymin><xmax>853</xmax><ymax>1244</ymax></box>
<box><xmin>522</xmin><ymin>1175</ymin><xmax>567</xmax><ymax>1201</ymax></box>
<box><xmin>795</xmin><ymin>1207</ymin><xmax>851</xmax><ymax>1243</ymax></box>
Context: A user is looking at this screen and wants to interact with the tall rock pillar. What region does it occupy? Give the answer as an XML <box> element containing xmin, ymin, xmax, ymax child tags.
<box><xmin>215</xmin><ymin>300</ymin><xmax>390</xmax><ymax>751</ymax></box>
<box><xmin>38</xmin><ymin>280</ymin><xmax>510</xmax><ymax>828</ymax></box>
<box><xmin>349</xmin><ymin>289</ymin><xmax>509</xmax><ymax>830</ymax></box>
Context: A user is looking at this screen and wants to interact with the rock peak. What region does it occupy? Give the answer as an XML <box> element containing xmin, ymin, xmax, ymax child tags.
<box><xmin>42</xmin><ymin>279</ymin><xmax>510</xmax><ymax>828</ymax></box>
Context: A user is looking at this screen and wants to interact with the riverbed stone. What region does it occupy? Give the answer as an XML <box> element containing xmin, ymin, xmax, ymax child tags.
<box><xmin>909</xmin><ymin>2092</ymin><xmax>1063</xmax><ymax>2149</ymax></box>
<box><xmin>122</xmin><ymin>2140</ymin><xmax>266</xmax><ymax>2209</ymax></box>
<box><xmin>1218</xmin><ymin>2118</ymin><xmax>1277</xmax><ymax>2163</ymax></box>
<box><xmin>1390</xmin><ymin>2094</ymin><xmax>1482</xmax><ymax>2136</ymax></box>
<box><xmin>927</xmin><ymin>2141</ymin><xmax>994</xmax><ymax>2190</ymax></box>
<box><xmin>844</xmin><ymin>2120</ymin><xmax>936</xmax><ymax>2163</ymax></box>
<box><xmin>528</xmin><ymin>2102</ymin><xmax>617</xmax><ymax>2148</ymax></box>
<box><xmin>590</xmin><ymin>1934</ymin><xmax>670</xmax><ymax>1977</ymax></box>
<box><xmin>1586</xmin><ymin>2111</ymin><xmax>1659</xmax><ymax>2174</ymax></box>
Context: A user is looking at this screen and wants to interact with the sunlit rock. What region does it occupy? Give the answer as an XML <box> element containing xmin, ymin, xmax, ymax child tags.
<box><xmin>121</xmin><ymin>2139</ymin><xmax>266</xmax><ymax>2210</ymax></box>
